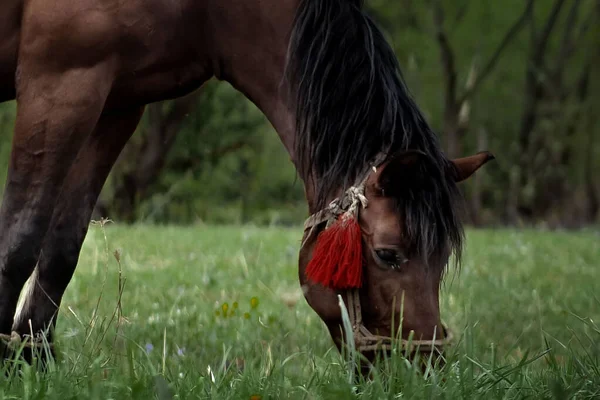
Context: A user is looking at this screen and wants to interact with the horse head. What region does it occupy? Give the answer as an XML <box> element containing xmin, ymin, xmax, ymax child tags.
<box><xmin>299</xmin><ymin>150</ymin><xmax>494</xmax><ymax>366</ymax></box>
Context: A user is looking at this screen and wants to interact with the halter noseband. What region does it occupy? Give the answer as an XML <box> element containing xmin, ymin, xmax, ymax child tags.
<box><xmin>301</xmin><ymin>154</ymin><xmax>454</xmax><ymax>354</ymax></box>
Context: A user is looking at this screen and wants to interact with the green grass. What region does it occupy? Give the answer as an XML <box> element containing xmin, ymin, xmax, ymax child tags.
<box><xmin>1</xmin><ymin>223</ymin><xmax>599</xmax><ymax>399</ymax></box>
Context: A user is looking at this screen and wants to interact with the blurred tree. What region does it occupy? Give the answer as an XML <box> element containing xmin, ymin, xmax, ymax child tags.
<box><xmin>580</xmin><ymin>0</ymin><xmax>599</xmax><ymax>222</ymax></box>
<box><xmin>370</xmin><ymin>0</ymin><xmax>598</xmax><ymax>227</ymax></box>
<box><xmin>427</xmin><ymin>0</ymin><xmax>534</xmax><ymax>224</ymax></box>
<box><xmin>506</xmin><ymin>0</ymin><xmax>596</xmax><ymax>225</ymax></box>
<box><xmin>96</xmin><ymin>91</ymin><xmax>202</xmax><ymax>221</ymax></box>
<box><xmin>0</xmin><ymin>1</ymin><xmax>596</xmax><ymax>227</ymax></box>
<box><xmin>430</xmin><ymin>0</ymin><xmax>533</xmax><ymax>160</ymax></box>
<box><xmin>96</xmin><ymin>80</ymin><xmax>306</xmax><ymax>225</ymax></box>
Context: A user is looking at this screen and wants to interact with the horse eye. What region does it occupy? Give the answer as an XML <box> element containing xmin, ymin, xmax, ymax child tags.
<box><xmin>375</xmin><ymin>249</ymin><xmax>407</xmax><ymax>267</ymax></box>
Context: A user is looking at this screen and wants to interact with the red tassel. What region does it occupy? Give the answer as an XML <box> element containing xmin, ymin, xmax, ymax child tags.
<box><xmin>305</xmin><ymin>214</ymin><xmax>363</xmax><ymax>289</ymax></box>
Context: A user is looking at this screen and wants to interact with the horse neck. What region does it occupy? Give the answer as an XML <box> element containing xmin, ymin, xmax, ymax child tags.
<box><xmin>203</xmin><ymin>0</ymin><xmax>299</xmax><ymax>161</ymax></box>
<box><xmin>203</xmin><ymin>0</ymin><xmax>334</xmax><ymax>211</ymax></box>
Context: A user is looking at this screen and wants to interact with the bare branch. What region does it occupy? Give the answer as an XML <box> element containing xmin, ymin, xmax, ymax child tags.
<box><xmin>525</xmin><ymin>0</ymin><xmax>573</xmax><ymax>108</ymax></box>
<box><xmin>458</xmin><ymin>60</ymin><xmax>478</xmax><ymax>129</ymax></box>
<box><xmin>544</xmin><ymin>0</ymin><xmax>584</xmax><ymax>98</ymax></box>
<box><xmin>532</xmin><ymin>0</ymin><xmax>568</xmax><ymax>65</ymax></box>
<box><xmin>458</xmin><ymin>0</ymin><xmax>534</xmax><ymax>104</ymax></box>
<box><xmin>570</xmin><ymin>7</ymin><xmax>596</xmax><ymax>56</ymax></box>
<box><xmin>556</xmin><ymin>0</ymin><xmax>582</xmax><ymax>66</ymax></box>
<box><xmin>454</xmin><ymin>1</ymin><xmax>470</xmax><ymax>25</ymax></box>
<box><xmin>432</xmin><ymin>0</ymin><xmax>458</xmax><ymax>110</ymax></box>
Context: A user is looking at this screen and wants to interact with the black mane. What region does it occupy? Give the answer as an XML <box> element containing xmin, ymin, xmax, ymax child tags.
<box><xmin>286</xmin><ymin>0</ymin><xmax>464</xmax><ymax>264</ymax></box>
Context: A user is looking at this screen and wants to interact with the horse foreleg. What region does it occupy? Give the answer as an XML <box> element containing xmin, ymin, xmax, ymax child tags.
<box><xmin>0</xmin><ymin>64</ymin><xmax>115</xmax><ymax>339</ymax></box>
<box><xmin>11</xmin><ymin>107</ymin><xmax>144</xmax><ymax>358</ymax></box>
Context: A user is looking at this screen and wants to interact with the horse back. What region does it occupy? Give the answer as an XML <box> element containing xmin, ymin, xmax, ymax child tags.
<box><xmin>1</xmin><ymin>0</ymin><xmax>215</xmax><ymax>107</ymax></box>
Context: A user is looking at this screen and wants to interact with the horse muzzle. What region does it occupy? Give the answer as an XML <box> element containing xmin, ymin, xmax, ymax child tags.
<box><xmin>341</xmin><ymin>289</ymin><xmax>454</xmax><ymax>362</ymax></box>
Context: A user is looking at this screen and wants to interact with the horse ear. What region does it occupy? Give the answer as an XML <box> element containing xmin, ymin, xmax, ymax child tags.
<box><xmin>450</xmin><ymin>151</ymin><xmax>495</xmax><ymax>182</ymax></box>
<box><xmin>376</xmin><ymin>150</ymin><xmax>428</xmax><ymax>194</ymax></box>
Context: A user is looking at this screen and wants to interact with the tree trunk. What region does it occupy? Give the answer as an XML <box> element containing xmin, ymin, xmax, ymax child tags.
<box><xmin>552</xmin><ymin>62</ymin><xmax>591</xmax><ymax>225</ymax></box>
<box><xmin>469</xmin><ymin>127</ymin><xmax>488</xmax><ymax>226</ymax></box>
<box><xmin>95</xmin><ymin>90</ymin><xmax>202</xmax><ymax>221</ymax></box>
<box><xmin>444</xmin><ymin>107</ymin><xmax>463</xmax><ymax>160</ymax></box>
<box><xmin>431</xmin><ymin>0</ymin><xmax>533</xmax><ymax>160</ymax></box>
<box><xmin>584</xmin><ymin>127</ymin><xmax>599</xmax><ymax>221</ymax></box>
<box><xmin>505</xmin><ymin>0</ymin><xmax>568</xmax><ymax>225</ymax></box>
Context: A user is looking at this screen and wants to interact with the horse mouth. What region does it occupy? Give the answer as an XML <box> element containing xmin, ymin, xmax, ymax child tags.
<box><xmin>353</xmin><ymin>323</ymin><xmax>454</xmax><ymax>372</ymax></box>
<box><xmin>354</xmin><ymin>327</ymin><xmax>452</xmax><ymax>379</ymax></box>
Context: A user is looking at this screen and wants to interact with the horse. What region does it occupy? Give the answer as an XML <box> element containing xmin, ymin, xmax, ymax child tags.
<box><xmin>0</xmin><ymin>0</ymin><xmax>493</xmax><ymax>364</ymax></box>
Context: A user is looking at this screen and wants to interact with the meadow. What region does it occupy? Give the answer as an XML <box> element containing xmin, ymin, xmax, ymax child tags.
<box><xmin>0</xmin><ymin>223</ymin><xmax>598</xmax><ymax>399</ymax></box>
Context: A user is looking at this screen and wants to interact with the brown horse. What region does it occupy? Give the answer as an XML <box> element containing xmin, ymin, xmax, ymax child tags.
<box><xmin>0</xmin><ymin>0</ymin><xmax>493</xmax><ymax>363</ymax></box>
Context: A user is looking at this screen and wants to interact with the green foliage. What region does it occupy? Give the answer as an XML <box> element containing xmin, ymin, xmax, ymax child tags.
<box><xmin>1</xmin><ymin>225</ymin><xmax>598</xmax><ymax>398</ymax></box>
<box><xmin>116</xmin><ymin>81</ymin><xmax>306</xmax><ymax>225</ymax></box>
